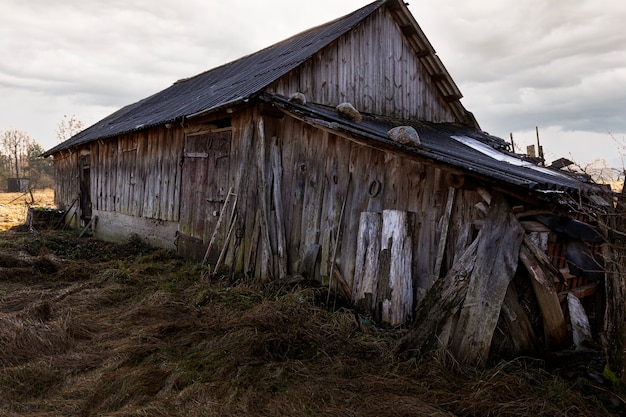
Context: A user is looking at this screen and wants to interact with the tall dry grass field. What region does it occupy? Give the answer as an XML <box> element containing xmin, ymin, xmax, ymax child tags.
<box><xmin>0</xmin><ymin>189</ymin><xmax>54</xmax><ymax>231</ymax></box>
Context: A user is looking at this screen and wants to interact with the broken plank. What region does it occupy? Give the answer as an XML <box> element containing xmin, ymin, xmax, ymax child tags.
<box><xmin>449</xmin><ymin>192</ymin><xmax>525</xmax><ymax>365</ymax></box>
<box><xmin>519</xmin><ymin>239</ymin><xmax>570</xmax><ymax>350</ymax></box>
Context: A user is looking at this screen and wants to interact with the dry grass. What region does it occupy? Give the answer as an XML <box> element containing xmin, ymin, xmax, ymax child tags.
<box><xmin>0</xmin><ymin>189</ymin><xmax>55</xmax><ymax>232</ymax></box>
<box><xmin>0</xmin><ymin>193</ymin><xmax>623</xmax><ymax>416</ymax></box>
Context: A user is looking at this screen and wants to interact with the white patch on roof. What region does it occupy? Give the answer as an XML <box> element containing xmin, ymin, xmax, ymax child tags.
<box><xmin>451</xmin><ymin>135</ymin><xmax>572</xmax><ymax>179</ymax></box>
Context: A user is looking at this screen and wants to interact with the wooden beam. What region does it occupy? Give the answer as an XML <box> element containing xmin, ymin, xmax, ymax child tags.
<box><xmin>519</xmin><ymin>237</ymin><xmax>570</xmax><ymax>350</ymax></box>
<box><xmin>443</xmin><ymin>94</ymin><xmax>462</xmax><ymax>103</ymax></box>
<box><xmin>558</xmin><ymin>282</ymin><xmax>598</xmax><ymax>303</ymax></box>
<box><xmin>474</xmin><ymin>219</ymin><xmax>551</xmax><ymax>233</ymax></box>
<box><xmin>449</xmin><ymin>192</ymin><xmax>525</xmax><ymax>365</ymax></box>
<box><xmin>400</xmin><ymin>24</ymin><xmax>416</xmax><ymax>37</ymax></box>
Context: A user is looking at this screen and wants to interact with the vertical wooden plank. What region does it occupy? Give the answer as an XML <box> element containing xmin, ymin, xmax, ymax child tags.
<box><xmin>109</xmin><ymin>140</ymin><xmax>118</xmax><ymax>213</ymax></box>
<box><xmin>379</xmin><ymin>210</ymin><xmax>414</xmax><ymax>326</ymax></box>
<box><xmin>415</xmin><ymin>165</ymin><xmax>438</xmax><ymax>290</ymax></box>
<box><xmin>352</xmin><ymin>212</ymin><xmax>382</xmax><ymax>314</ymax></box>
<box><xmin>270</xmin><ymin>136</ymin><xmax>287</xmax><ymax>278</ymax></box>
<box><xmin>170</xmin><ymin>128</ymin><xmax>182</xmax><ymax>221</ymax></box>
<box><xmin>245</xmin><ymin>117</ymin><xmax>260</xmax><ymax>275</ymax></box>
<box><xmin>433</xmin><ymin>187</ymin><xmax>456</xmax><ymax>281</ymax></box>
<box><xmin>256</xmin><ymin>116</ymin><xmax>273</xmax><ymax>281</ymax></box>
<box><xmin>520</xmin><ymin>237</ymin><xmax>570</xmax><ymax>350</ymax></box>
<box><xmin>143</xmin><ymin>130</ymin><xmax>155</xmax><ymax>218</ymax></box>
<box><xmin>450</xmin><ymin>193</ymin><xmax>525</xmax><ymax>365</ymax></box>
<box><xmin>299</xmin><ymin>126</ymin><xmax>326</xmax><ymax>257</ymax></box>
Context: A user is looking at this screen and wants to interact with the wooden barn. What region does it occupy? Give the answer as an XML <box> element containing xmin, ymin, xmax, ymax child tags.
<box><xmin>43</xmin><ymin>0</ymin><xmax>625</xmax><ymax>368</ymax></box>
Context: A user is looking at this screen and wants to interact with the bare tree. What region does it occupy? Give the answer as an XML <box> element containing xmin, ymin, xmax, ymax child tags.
<box><xmin>1</xmin><ymin>130</ymin><xmax>32</xmax><ymax>179</ymax></box>
<box><xmin>56</xmin><ymin>114</ymin><xmax>84</xmax><ymax>142</ymax></box>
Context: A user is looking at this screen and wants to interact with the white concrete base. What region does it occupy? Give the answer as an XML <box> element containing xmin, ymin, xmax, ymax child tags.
<box><xmin>91</xmin><ymin>210</ymin><xmax>179</xmax><ymax>251</ymax></box>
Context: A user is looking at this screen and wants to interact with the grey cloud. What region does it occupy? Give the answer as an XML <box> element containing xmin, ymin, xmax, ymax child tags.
<box><xmin>1</xmin><ymin>0</ymin><xmax>624</xmax><ymax>163</ymax></box>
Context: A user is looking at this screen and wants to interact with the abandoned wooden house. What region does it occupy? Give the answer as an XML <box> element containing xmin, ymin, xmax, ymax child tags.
<box><xmin>43</xmin><ymin>0</ymin><xmax>624</xmax><ymax>368</ymax></box>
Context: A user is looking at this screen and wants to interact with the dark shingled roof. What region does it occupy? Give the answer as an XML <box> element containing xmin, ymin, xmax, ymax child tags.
<box><xmin>43</xmin><ymin>1</ymin><xmax>387</xmax><ymax>156</ymax></box>
<box><xmin>265</xmin><ymin>94</ymin><xmax>602</xmax><ymax>197</ymax></box>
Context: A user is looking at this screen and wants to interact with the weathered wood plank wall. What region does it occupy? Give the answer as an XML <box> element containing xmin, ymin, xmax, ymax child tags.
<box><xmin>53</xmin><ymin>151</ymin><xmax>79</xmax><ymax>210</ymax></box>
<box><xmin>259</xmin><ymin>114</ymin><xmax>480</xmax><ymax>294</ymax></box>
<box><xmin>53</xmin><ymin>126</ymin><xmax>184</xmax><ymax>224</ymax></box>
<box><xmin>268</xmin><ymin>8</ymin><xmax>455</xmax><ymax>123</ymax></box>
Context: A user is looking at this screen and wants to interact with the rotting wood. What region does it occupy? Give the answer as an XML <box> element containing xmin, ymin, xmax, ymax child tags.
<box><xmin>567</xmin><ymin>293</ymin><xmax>592</xmax><ymax>350</ymax></box>
<box><xmin>397</xmin><ymin>235</ymin><xmax>480</xmax><ymax>360</ymax></box>
<box><xmin>320</xmin><ymin>228</ymin><xmax>332</xmax><ymax>278</ymax></box>
<box><xmin>79</xmin><ymin>215</ymin><xmax>98</xmax><ymax>238</ymax></box>
<box><xmin>501</xmin><ymin>281</ymin><xmax>537</xmax><ymax>354</ymax></box>
<box><xmin>332</xmin><ymin>264</ymin><xmax>352</xmax><ymax>301</ymax></box>
<box><xmin>519</xmin><ymin>237</ymin><xmax>570</xmax><ymax>350</ymax></box>
<box><xmin>433</xmin><ymin>187</ymin><xmax>455</xmax><ymax>281</ymax></box>
<box><xmin>449</xmin><ymin>192</ymin><xmax>525</xmax><ymax>365</ymax></box>
<box><xmin>232</xmin><ymin>118</ymin><xmax>255</xmax><ymax>275</ymax></box>
<box><xmin>246</xmin><ymin>208</ymin><xmax>261</xmax><ymax>277</ymax></box>
<box><xmin>56</xmin><ymin>195</ymin><xmax>79</xmax><ymax>229</ymax></box>
<box><xmin>270</xmin><ymin>137</ymin><xmax>287</xmax><ymax>279</ymax></box>
<box><xmin>473</xmin><ymin>219</ymin><xmax>551</xmax><ymax>233</ymax></box>
<box><xmin>379</xmin><ymin>210</ymin><xmax>414</xmax><ymax>327</ymax></box>
<box><xmin>299</xmin><ymin>244</ymin><xmax>321</xmax><ymax>279</ymax></box>
<box><xmin>476</xmin><ymin>186</ymin><xmax>492</xmax><ymax>204</ymax></box>
<box><xmin>209</xmin><ymin>190</ymin><xmax>239</xmax><ymax>279</ymax></box>
<box><xmin>452</xmin><ymin>223</ymin><xmax>472</xmax><ymax>265</ymax></box>
<box><xmin>557</xmin><ymin>282</ymin><xmax>598</xmax><ymax>303</ymax></box>
<box><xmin>353</xmin><ymin>212</ymin><xmax>382</xmax><ymax>314</ymax></box>
<box><xmin>256</xmin><ymin>116</ymin><xmax>273</xmax><ymax>281</ymax></box>
<box><xmin>202</xmin><ymin>187</ymin><xmax>235</xmax><ymax>268</ymax></box>
<box><xmin>212</xmin><ymin>212</ymin><xmax>238</xmax><ymax>278</ymax></box>
<box><xmin>327</xmin><ymin>173</ymin><xmax>351</xmax><ymax>303</ymax></box>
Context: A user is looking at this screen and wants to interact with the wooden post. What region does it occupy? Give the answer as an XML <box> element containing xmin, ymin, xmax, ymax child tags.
<box><xmin>352</xmin><ymin>212</ymin><xmax>382</xmax><ymax>313</ymax></box>
<box><xmin>270</xmin><ymin>137</ymin><xmax>287</xmax><ymax>279</ymax></box>
<box><xmin>449</xmin><ymin>192</ymin><xmax>525</xmax><ymax>365</ymax></box>
<box><xmin>379</xmin><ymin>210</ymin><xmax>414</xmax><ymax>327</ymax></box>
<box><xmin>256</xmin><ymin>117</ymin><xmax>273</xmax><ymax>281</ymax></box>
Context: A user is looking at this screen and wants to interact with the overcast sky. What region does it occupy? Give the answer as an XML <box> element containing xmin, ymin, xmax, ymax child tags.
<box><xmin>1</xmin><ymin>0</ymin><xmax>625</xmax><ymax>170</ymax></box>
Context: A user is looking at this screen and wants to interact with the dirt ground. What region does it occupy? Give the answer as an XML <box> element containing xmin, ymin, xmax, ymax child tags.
<box><xmin>0</xmin><ymin>190</ymin><xmax>624</xmax><ymax>416</ymax></box>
